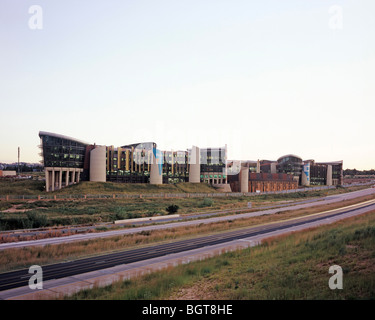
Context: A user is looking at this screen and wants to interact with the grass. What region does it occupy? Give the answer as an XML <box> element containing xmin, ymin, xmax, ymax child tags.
<box><xmin>0</xmin><ymin>179</ymin><xmax>45</xmax><ymax>195</ymax></box>
<box><xmin>0</xmin><ymin>179</ymin><xmax>218</xmax><ymax>196</ymax></box>
<box><xmin>0</xmin><ymin>193</ymin><xmax>311</xmax><ymax>231</ymax></box>
<box><xmin>1</xmin><ymin>193</ymin><xmax>374</xmax><ymax>274</ymax></box>
<box><xmin>66</xmin><ymin>210</ymin><xmax>375</xmax><ymax>300</ymax></box>
<box><xmin>52</xmin><ymin>181</ymin><xmax>219</xmax><ymax>195</ymax></box>
<box><xmin>0</xmin><ymin>183</ymin><xmax>371</xmax><ymax>231</ymax></box>
<box><xmin>0</xmin><ymin>196</ymin><xmax>245</xmax><ymax>230</ymax></box>
<box><xmin>0</xmin><ymin>175</ymin><xmax>370</xmax><ymax>197</ymax></box>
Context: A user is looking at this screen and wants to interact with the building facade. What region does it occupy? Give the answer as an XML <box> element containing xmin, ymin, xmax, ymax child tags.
<box><xmin>39</xmin><ymin>132</ymin><xmax>88</xmax><ymax>192</ymax></box>
<box><xmin>39</xmin><ymin>132</ymin><xmax>343</xmax><ymax>192</ymax></box>
<box><xmin>39</xmin><ymin>132</ymin><xmax>227</xmax><ymax>191</ymax></box>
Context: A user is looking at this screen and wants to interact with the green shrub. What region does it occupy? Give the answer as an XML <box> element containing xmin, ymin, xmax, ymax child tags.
<box><xmin>0</xmin><ymin>211</ymin><xmax>49</xmax><ymax>230</ymax></box>
<box><xmin>26</xmin><ymin>211</ymin><xmax>48</xmax><ymax>228</ymax></box>
<box><xmin>200</xmin><ymin>198</ymin><xmax>214</xmax><ymax>207</ymax></box>
<box><xmin>166</xmin><ymin>204</ymin><xmax>179</xmax><ymax>214</ymax></box>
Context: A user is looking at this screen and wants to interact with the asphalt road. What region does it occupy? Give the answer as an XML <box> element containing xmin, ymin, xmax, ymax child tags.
<box><xmin>1</xmin><ymin>198</ymin><xmax>374</xmax><ymax>292</ymax></box>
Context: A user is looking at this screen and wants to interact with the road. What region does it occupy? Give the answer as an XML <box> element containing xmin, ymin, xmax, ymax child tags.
<box><xmin>1</xmin><ymin>187</ymin><xmax>374</xmax><ymax>251</ymax></box>
<box><xmin>1</xmin><ymin>197</ymin><xmax>374</xmax><ymax>292</ymax></box>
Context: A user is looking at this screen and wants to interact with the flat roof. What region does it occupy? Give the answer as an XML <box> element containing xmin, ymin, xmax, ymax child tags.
<box><xmin>315</xmin><ymin>160</ymin><xmax>343</xmax><ymax>165</ymax></box>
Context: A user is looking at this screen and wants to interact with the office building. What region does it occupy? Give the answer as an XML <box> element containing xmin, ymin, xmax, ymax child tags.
<box><xmin>39</xmin><ymin>132</ymin><xmax>343</xmax><ymax>193</ymax></box>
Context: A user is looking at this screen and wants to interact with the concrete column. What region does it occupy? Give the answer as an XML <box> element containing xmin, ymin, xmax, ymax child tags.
<box><xmin>301</xmin><ymin>163</ymin><xmax>310</xmax><ymax>187</ymax></box>
<box><xmin>76</xmin><ymin>170</ymin><xmax>81</xmax><ymax>183</ymax></box>
<box><xmin>189</xmin><ymin>146</ymin><xmax>200</xmax><ymax>183</ymax></box>
<box><xmin>45</xmin><ymin>168</ymin><xmax>50</xmax><ymax>192</ymax></box>
<box><xmin>71</xmin><ymin>169</ymin><xmax>76</xmax><ymax>184</ymax></box>
<box><xmin>58</xmin><ymin>168</ymin><xmax>62</xmax><ymax>190</ymax></box>
<box><xmin>240</xmin><ymin>167</ymin><xmax>249</xmax><ymax>193</ymax></box>
<box><xmin>90</xmin><ymin>146</ymin><xmax>106</xmax><ymax>182</ymax></box>
<box><xmin>150</xmin><ymin>149</ymin><xmax>163</xmax><ymax>185</ymax></box>
<box><xmin>65</xmin><ymin>169</ymin><xmax>69</xmax><ymax>187</ymax></box>
<box><xmin>256</xmin><ymin>159</ymin><xmax>260</xmax><ymax>173</ymax></box>
<box><xmin>326</xmin><ymin>165</ymin><xmax>333</xmax><ymax>186</ymax></box>
<box><xmin>51</xmin><ymin>168</ymin><xmax>55</xmax><ymax>192</ymax></box>
<box><xmin>271</xmin><ymin>163</ymin><xmax>277</xmax><ymax>174</ymax></box>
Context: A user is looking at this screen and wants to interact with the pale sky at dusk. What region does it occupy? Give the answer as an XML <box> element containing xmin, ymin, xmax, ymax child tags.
<box><xmin>0</xmin><ymin>0</ymin><xmax>374</xmax><ymax>169</ymax></box>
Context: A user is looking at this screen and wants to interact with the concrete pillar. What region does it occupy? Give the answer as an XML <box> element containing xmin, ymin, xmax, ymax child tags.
<box><xmin>59</xmin><ymin>168</ymin><xmax>62</xmax><ymax>190</ymax></box>
<box><xmin>76</xmin><ymin>170</ymin><xmax>81</xmax><ymax>183</ymax></box>
<box><xmin>271</xmin><ymin>163</ymin><xmax>277</xmax><ymax>174</ymax></box>
<box><xmin>90</xmin><ymin>146</ymin><xmax>106</xmax><ymax>182</ymax></box>
<box><xmin>51</xmin><ymin>168</ymin><xmax>55</xmax><ymax>191</ymax></box>
<box><xmin>301</xmin><ymin>163</ymin><xmax>310</xmax><ymax>186</ymax></box>
<box><xmin>189</xmin><ymin>146</ymin><xmax>200</xmax><ymax>183</ymax></box>
<box><xmin>256</xmin><ymin>159</ymin><xmax>260</xmax><ymax>173</ymax></box>
<box><xmin>326</xmin><ymin>165</ymin><xmax>333</xmax><ymax>186</ymax></box>
<box><xmin>54</xmin><ymin>170</ymin><xmax>59</xmax><ymax>190</ymax></box>
<box><xmin>65</xmin><ymin>169</ymin><xmax>69</xmax><ymax>187</ymax></box>
<box><xmin>45</xmin><ymin>168</ymin><xmax>50</xmax><ymax>192</ymax></box>
<box><xmin>240</xmin><ymin>167</ymin><xmax>249</xmax><ymax>193</ymax></box>
<box><xmin>71</xmin><ymin>169</ymin><xmax>76</xmax><ymax>184</ymax></box>
<box><xmin>150</xmin><ymin>149</ymin><xmax>163</xmax><ymax>185</ymax></box>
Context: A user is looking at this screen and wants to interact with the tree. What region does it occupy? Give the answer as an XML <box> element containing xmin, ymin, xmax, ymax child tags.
<box><xmin>166</xmin><ymin>204</ymin><xmax>179</xmax><ymax>215</ymax></box>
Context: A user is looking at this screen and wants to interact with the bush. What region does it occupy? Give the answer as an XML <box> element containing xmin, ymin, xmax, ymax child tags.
<box><xmin>200</xmin><ymin>198</ymin><xmax>214</xmax><ymax>207</ymax></box>
<box><xmin>166</xmin><ymin>204</ymin><xmax>179</xmax><ymax>214</ymax></box>
<box><xmin>26</xmin><ymin>211</ymin><xmax>48</xmax><ymax>228</ymax></box>
<box><xmin>0</xmin><ymin>211</ymin><xmax>49</xmax><ymax>230</ymax></box>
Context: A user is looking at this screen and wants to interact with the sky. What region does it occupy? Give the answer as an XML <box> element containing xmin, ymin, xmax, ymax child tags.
<box><xmin>0</xmin><ymin>0</ymin><xmax>374</xmax><ymax>169</ymax></box>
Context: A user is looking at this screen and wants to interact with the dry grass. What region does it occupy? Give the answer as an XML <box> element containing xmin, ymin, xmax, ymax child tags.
<box><xmin>168</xmin><ymin>210</ymin><xmax>375</xmax><ymax>300</ymax></box>
<box><xmin>1</xmin><ymin>193</ymin><xmax>374</xmax><ymax>273</ymax></box>
<box><xmin>67</xmin><ymin>209</ymin><xmax>375</xmax><ymax>300</ymax></box>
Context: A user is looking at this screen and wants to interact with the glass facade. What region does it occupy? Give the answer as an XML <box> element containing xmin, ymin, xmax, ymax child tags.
<box><xmin>277</xmin><ymin>155</ymin><xmax>303</xmax><ymax>180</ymax></box>
<box><xmin>106</xmin><ymin>142</ymin><xmax>156</xmax><ymax>183</ymax></box>
<box><xmin>163</xmin><ymin>151</ymin><xmax>189</xmax><ymax>183</ymax></box>
<box><xmin>105</xmin><ymin>143</ymin><xmax>194</xmax><ymax>183</ymax></box>
<box><xmin>199</xmin><ymin>147</ymin><xmax>227</xmax><ymax>183</ymax></box>
<box><xmin>200</xmin><ymin>148</ymin><xmax>226</xmax><ymax>173</ymax></box>
<box><xmin>309</xmin><ymin>164</ymin><xmax>327</xmax><ymax>185</ymax></box>
<box><xmin>39</xmin><ymin>133</ymin><xmax>88</xmax><ymax>168</ymax></box>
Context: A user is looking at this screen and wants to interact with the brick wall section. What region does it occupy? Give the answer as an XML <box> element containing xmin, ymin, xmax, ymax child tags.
<box><xmin>229</xmin><ymin>172</ymin><xmax>298</xmax><ymax>192</ymax></box>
